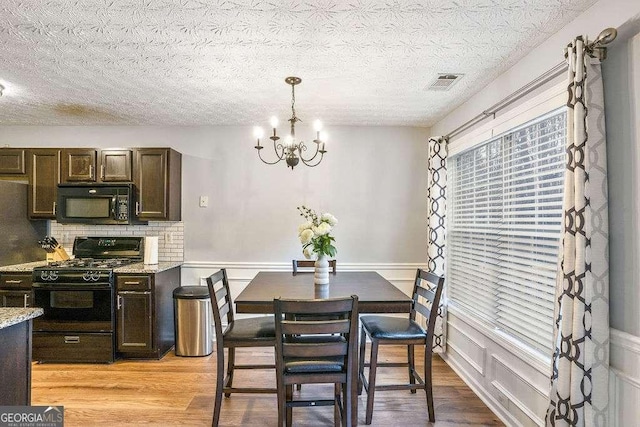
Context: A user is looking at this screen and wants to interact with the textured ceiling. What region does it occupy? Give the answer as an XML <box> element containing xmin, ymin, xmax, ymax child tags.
<box><xmin>0</xmin><ymin>0</ymin><xmax>597</xmax><ymax>126</ymax></box>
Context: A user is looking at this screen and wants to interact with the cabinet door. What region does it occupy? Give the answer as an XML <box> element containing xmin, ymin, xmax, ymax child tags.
<box><xmin>116</xmin><ymin>291</ymin><xmax>153</xmax><ymax>352</ymax></box>
<box><xmin>0</xmin><ymin>148</ymin><xmax>26</xmax><ymax>175</ymax></box>
<box><xmin>134</xmin><ymin>148</ymin><xmax>168</xmax><ymax>220</ymax></box>
<box><xmin>61</xmin><ymin>148</ymin><xmax>97</xmax><ymax>182</ymax></box>
<box><xmin>28</xmin><ymin>149</ymin><xmax>60</xmax><ymax>219</ymax></box>
<box><xmin>0</xmin><ymin>290</ymin><xmax>32</xmax><ymax>307</ymax></box>
<box><xmin>100</xmin><ymin>150</ymin><xmax>132</xmax><ymax>182</ymax></box>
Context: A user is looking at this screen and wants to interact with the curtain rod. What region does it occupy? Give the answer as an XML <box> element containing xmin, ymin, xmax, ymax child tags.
<box><xmin>444</xmin><ymin>27</ymin><xmax>618</xmax><ymax>140</ymax></box>
<box><xmin>444</xmin><ymin>61</ymin><xmax>567</xmax><ymax>140</ymax></box>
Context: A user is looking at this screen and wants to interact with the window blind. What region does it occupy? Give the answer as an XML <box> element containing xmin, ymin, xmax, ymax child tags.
<box><xmin>447</xmin><ymin>109</ymin><xmax>566</xmax><ymax>352</ymax></box>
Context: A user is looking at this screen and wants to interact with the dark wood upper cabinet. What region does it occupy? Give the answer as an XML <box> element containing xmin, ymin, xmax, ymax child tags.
<box><xmin>61</xmin><ymin>148</ymin><xmax>132</xmax><ymax>183</ymax></box>
<box><xmin>0</xmin><ymin>148</ymin><xmax>27</xmax><ymax>176</ymax></box>
<box><xmin>27</xmin><ymin>149</ymin><xmax>60</xmax><ymax>219</ymax></box>
<box><xmin>61</xmin><ymin>148</ymin><xmax>97</xmax><ymax>182</ymax></box>
<box><xmin>134</xmin><ymin>148</ymin><xmax>181</xmax><ymax>221</ymax></box>
<box><xmin>101</xmin><ymin>149</ymin><xmax>132</xmax><ymax>182</ymax></box>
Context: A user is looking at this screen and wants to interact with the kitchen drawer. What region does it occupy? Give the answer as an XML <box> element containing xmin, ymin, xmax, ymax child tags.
<box><xmin>33</xmin><ymin>332</ymin><xmax>114</xmax><ymax>363</ymax></box>
<box><xmin>116</xmin><ymin>275</ymin><xmax>151</xmax><ymax>291</ymax></box>
<box><xmin>0</xmin><ymin>273</ymin><xmax>33</xmax><ymax>289</ymax></box>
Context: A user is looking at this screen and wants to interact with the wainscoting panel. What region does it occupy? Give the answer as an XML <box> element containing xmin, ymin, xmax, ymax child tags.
<box><xmin>441</xmin><ymin>304</ymin><xmax>551</xmax><ymax>427</ymax></box>
<box><xmin>609</xmin><ymin>329</ymin><xmax>640</xmax><ymax>426</ymax></box>
<box><xmin>447</xmin><ymin>321</ymin><xmax>486</xmax><ymax>375</ymax></box>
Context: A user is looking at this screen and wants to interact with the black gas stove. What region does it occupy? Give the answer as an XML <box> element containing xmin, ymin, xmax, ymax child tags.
<box><xmin>32</xmin><ymin>236</ymin><xmax>144</xmax><ymax>363</ymax></box>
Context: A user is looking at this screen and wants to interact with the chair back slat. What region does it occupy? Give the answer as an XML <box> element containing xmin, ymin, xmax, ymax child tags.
<box><xmin>415</xmin><ymin>285</ymin><xmax>436</xmax><ymax>303</ymax></box>
<box><xmin>283</xmin><ymin>342</ymin><xmax>348</xmax><ymax>358</ymax></box>
<box><xmin>218</xmin><ymin>302</ymin><xmax>230</xmax><ymax>319</ymax></box>
<box><xmin>414</xmin><ymin>301</ymin><xmax>431</xmax><ymax>320</ymax></box>
<box><xmin>278</xmin><ymin>298</ymin><xmax>353</xmax><ymax>314</ymax></box>
<box><xmin>214</xmin><ymin>286</ymin><xmax>227</xmax><ymax>303</ymax></box>
<box><xmin>281</xmin><ymin>319</ymin><xmax>350</xmax><ymax>335</ymax></box>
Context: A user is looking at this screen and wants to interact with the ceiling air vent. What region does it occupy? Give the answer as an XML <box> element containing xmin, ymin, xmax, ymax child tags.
<box><xmin>426</xmin><ymin>74</ymin><xmax>463</xmax><ymax>91</ymax></box>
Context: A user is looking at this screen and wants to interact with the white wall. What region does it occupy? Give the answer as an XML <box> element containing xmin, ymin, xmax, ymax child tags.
<box><xmin>430</xmin><ymin>0</ymin><xmax>640</xmax><ymax>425</ymax></box>
<box><xmin>0</xmin><ymin>124</ymin><xmax>430</xmax><ymax>290</ymax></box>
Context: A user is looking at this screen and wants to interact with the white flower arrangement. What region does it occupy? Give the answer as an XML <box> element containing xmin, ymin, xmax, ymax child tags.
<box><xmin>297</xmin><ymin>205</ymin><xmax>337</xmax><ymax>259</ymax></box>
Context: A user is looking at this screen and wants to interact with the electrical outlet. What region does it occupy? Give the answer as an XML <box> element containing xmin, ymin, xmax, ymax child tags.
<box><xmin>165</xmin><ymin>232</ymin><xmax>173</xmax><ymax>244</ymax></box>
<box><xmin>199</xmin><ymin>196</ymin><xmax>208</xmax><ymax>208</ymax></box>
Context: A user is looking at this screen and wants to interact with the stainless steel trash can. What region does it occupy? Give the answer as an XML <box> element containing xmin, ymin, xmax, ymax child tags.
<box><xmin>173</xmin><ymin>286</ymin><xmax>213</xmax><ymax>356</ymax></box>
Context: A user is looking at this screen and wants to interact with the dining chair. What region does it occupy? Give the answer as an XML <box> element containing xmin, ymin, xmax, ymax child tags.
<box><xmin>357</xmin><ymin>269</ymin><xmax>445</xmax><ymax>424</ymax></box>
<box><xmin>206</xmin><ymin>269</ymin><xmax>277</xmax><ymax>427</ymax></box>
<box><xmin>292</xmin><ymin>259</ymin><xmax>337</xmax><ymax>275</ymax></box>
<box><xmin>273</xmin><ymin>295</ymin><xmax>359</xmax><ymax>427</ymax></box>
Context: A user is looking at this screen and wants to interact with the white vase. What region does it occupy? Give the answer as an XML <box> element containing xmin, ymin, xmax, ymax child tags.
<box><xmin>314</xmin><ymin>254</ymin><xmax>330</xmax><ymax>286</ymax></box>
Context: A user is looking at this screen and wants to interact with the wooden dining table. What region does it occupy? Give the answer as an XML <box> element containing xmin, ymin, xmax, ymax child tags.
<box><xmin>235</xmin><ymin>271</ymin><xmax>413</xmax><ymax>426</ymax></box>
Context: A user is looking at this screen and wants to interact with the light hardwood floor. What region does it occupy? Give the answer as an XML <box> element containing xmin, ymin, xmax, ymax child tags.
<box><xmin>31</xmin><ymin>346</ymin><xmax>503</xmax><ymax>426</ymax></box>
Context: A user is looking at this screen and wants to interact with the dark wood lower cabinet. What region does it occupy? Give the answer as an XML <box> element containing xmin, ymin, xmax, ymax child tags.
<box><xmin>0</xmin><ymin>320</ymin><xmax>33</xmax><ymax>405</ymax></box>
<box><xmin>117</xmin><ymin>290</ymin><xmax>153</xmax><ymax>352</ymax></box>
<box><xmin>116</xmin><ymin>266</ymin><xmax>179</xmax><ymax>359</ymax></box>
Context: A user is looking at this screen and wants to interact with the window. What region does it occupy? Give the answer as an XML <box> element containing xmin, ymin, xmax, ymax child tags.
<box><xmin>447</xmin><ymin>109</ymin><xmax>566</xmax><ymax>352</ymax></box>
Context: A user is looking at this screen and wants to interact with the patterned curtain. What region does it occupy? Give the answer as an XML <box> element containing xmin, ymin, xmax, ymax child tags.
<box><xmin>427</xmin><ymin>136</ymin><xmax>447</xmax><ymax>353</ymax></box>
<box><xmin>546</xmin><ymin>36</ymin><xmax>609</xmax><ymax>427</ymax></box>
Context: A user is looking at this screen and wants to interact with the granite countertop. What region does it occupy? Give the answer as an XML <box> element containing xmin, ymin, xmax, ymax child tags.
<box><xmin>114</xmin><ymin>262</ymin><xmax>183</xmax><ymax>274</ymax></box>
<box><xmin>0</xmin><ymin>307</ymin><xmax>43</xmax><ymax>330</ymax></box>
<box><xmin>0</xmin><ymin>261</ymin><xmax>48</xmax><ymax>272</ymax></box>
<box><xmin>0</xmin><ymin>260</ymin><xmax>182</xmax><ymax>274</ymax></box>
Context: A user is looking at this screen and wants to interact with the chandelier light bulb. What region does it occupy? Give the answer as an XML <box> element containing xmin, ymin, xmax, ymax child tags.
<box><xmin>320</xmin><ymin>131</ymin><xmax>329</xmax><ymax>142</ymax></box>
<box><xmin>270</xmin><ymin>116</ymin><xmax>279</xmax><ymax>128</ymax></box>
<box><xmin>285</xmin><ymin>134</ymin><xmax>294</xmax><ymax>147</ymax></box>
<box><xmin>313</xmin><ymin>119</ymin><xmax>323</xmax><ymax>132</ymax></box>
<box><xmin>253</xmin><ymin>126</ymin><xmax>264</xmax><ymax>139</ymax></box>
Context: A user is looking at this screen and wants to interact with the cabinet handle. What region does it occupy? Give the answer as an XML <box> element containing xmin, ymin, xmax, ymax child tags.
<box><xmin>119</xmin><ymin>291</ymin><xmax>151</xmax><ymax>295</ymax></box>
<box><xmin>117</xmin><ymin>294</ymin><xmax>122</xmax><ymax>310</ymax></box>
<box><xmin>124</xmin><ymin>281</ymin><xmax>141</xmax><ymax>285</ymax></box>
<box><xmin>53</xmin><ymin>201</ymin><xmax>57</xmax><ymax>215</ymax></box>
<box><xmin>24</xmin><ymin>294</ymin><xmax>29</xmax><ymax>307</ymax></box>
<box><xmin>6</xmin><ymin>280</ymin><xmax>22</xmax><ymax>284</ymax></box>
<box><xmin>101</xmin><ymin>164</ymin><xmax>105</xmax><ymax>180</ymax></box>
<box><xmin>135</xmin><ymin>202</ymin><xmax>140</xmax><ymax>216</ymax></box>
<box><xmin>64</xmin><ymin>336</ymin><xmax>80</xmax><ymax>344</ymax></box>
<box><xmin>89</xmin><ymin>164</ymin><xmax>93</xmax><ymax>179</ymax></box>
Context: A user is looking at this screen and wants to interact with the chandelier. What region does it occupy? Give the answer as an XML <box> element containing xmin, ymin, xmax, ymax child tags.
<box><xmin>253</xmin><ymin>77</ymin><xmax>327</xmax><ymax>169</ymax></box>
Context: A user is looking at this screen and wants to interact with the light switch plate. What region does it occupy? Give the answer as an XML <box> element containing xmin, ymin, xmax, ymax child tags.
<box><xmin>199</xmin><ymin>196</ymin><xmax>208</xmax><ymax>208</ymax></box>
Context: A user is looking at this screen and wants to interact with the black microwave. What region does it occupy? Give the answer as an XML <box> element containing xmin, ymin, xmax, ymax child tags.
<box><xmin>56</xmin><ymin>183</ymin><xmax>143</xmax><ymax>225</ymax></box>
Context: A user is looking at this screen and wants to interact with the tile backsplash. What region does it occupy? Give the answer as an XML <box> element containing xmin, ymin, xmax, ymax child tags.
<box><xmin>49</xmin><ymin>221</ymin><xmax>184</xmax><ymax>262</ymax></box>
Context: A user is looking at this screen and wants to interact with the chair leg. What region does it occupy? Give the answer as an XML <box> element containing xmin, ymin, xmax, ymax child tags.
<box><xmin>342</xmin><ymin>381</ymin><xmax>351</xmax><ymax>427</ymax></box>
<box><xmin>212</xmin><ymin>345</ymin><xmax>225</xmax><ymax>427</ymax></box>
<box><xmin>286</xmin><ymin>385</ymin><xmax>293</xmax><ymax>427</ymax></box>
<box><xmin>365</xmin><ymin>340</ymin><xmax>379</xmax><ymax>425</ymax></box>
<box><xmin>408</xmin><ymin>344</ymin><xmax>417</xmax><ymax>394</ymax></box>
<box><xmin>276</xmin><ymin>372</ymin><xmax>287</xmax><ymax>427</ymax></box>
<box><xmin>424</xmin><ymin>349</ymin><xmax>435</xmax><ymax>422</ymax></box>
<box><xmin>223</xmin><ymin>347</ymin><xmax>235</xmax><ymax>398</ymax></box>
<box><xmin>334</xmin><ymin>383</ymin><xmax>341</xmax><ymax>427</ymax></box>
<box><xmin>358</xmin><ymin>326</ymin><xmax>366</xmax><ymax>395</ymax></box>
